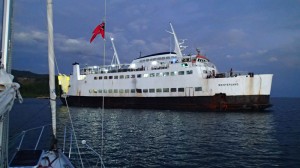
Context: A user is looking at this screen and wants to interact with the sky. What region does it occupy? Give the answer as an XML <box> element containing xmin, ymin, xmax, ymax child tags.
<box><xmin>1</xmin><ymin>0</ymin><xmax>300</xmax><ymax>97</ymax></box>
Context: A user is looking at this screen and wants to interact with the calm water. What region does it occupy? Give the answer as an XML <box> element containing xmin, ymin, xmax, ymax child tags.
<box><xmin>9</xmin><ymin>98</ymin><xmax>300</xmax><ymax>167</ymax></box>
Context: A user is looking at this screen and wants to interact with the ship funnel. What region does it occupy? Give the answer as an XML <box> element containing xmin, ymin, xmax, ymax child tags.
<box><xmin>72</xmin><ymin>62</ymin><xmax>80</xmax><ymax>80</ymax></box>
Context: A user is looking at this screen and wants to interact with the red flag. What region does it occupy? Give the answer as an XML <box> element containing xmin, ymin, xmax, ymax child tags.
<box><xmin>90</xmin><ymin>22</ymin><xmax>105</xmax><ymax>43</ymax></box>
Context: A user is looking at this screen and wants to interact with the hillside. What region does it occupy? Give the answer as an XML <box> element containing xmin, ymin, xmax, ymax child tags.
<box><xmin>12</xmin><ymin>69</ymin><xmax>59</xmax><ymax>98</ymax></box>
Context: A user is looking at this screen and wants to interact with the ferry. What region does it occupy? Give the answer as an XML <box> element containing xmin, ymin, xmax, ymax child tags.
<box><xmin>58</xmin><ymin>23</ymin><xmax>273</xmax><ymax>111</ymax></box>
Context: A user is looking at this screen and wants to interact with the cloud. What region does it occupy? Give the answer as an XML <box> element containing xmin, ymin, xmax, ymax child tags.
<box><xmin>14</xmin><ymin>30</ymin><xmax>101</xmax><ymax>57</ymax></box>
<box><xmin>240</xmin><ymin>51</ymin><xmax>253</xmax><ymax>58</ymax></box>
<box><xmin>127</xmin><ymin>19</ymin><xmax>149</xmax><ymax>32</ymax></box>
<box><xmin>14</xmin><ymin>30</ymin><xmax>48</xmax><ymax>46</ymax></box>
<box><xmin>226</xmin><ymin>55</ymin><xmax>233</xmax><ymax>59</ymax></box>
<box><xmin>268</xmin><ymin>57</ymin><xmax>278</xmax><ymax>62</ymax></box>
<box><xmin>130</xmin><ymin>39</ymin><xmax>146</xmax><ymax>46</ymax></box>
<box><xmin>257</xmin><ymin>49</ymin><xmax>268</xmax><ymax>55</ymax></box>
<box><xmin>55</xmin><ymin>35</ymin><xmax>98</xmax><ymax>56</ymax></box>
<box><xmin>227</xmin><ymin>29</ymin><xmax>247</xmax><ymax>46</ymax></box>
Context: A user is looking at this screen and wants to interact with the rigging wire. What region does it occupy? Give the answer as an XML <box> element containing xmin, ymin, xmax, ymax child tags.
<box><xmin>9</xmin><ymin>101</ymin><xmax>50</xmax><ymax>135</ymax></box>
<box><xmin>55</xmin><ymin>53</ymin><xmax>84</xmax><ymax>166</ymax></box>
<box><xmin>62</xmin><ymin>93</ymin><xmax>84</xmax><ymax>167</ymax></box>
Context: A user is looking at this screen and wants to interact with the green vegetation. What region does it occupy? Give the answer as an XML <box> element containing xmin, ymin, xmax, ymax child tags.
<box><xmin>12</xmin><ymin>70</ymin><xmax>60</xmax><ymax>98</ymax></box>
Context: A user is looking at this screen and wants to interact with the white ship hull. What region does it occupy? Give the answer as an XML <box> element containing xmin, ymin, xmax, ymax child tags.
<box><xmin>60</xmin><ymin>62</ymin><xmax>273</xmax><ymax>111</ymax></box>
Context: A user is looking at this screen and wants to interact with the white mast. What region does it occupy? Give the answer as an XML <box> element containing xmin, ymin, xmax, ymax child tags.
<box><xmin>0</xmin><ymin>1</ymin><xmax>12</xmax><ymax>167</ymax></box>
<box><xmin>47</xmin><ymin>0</ymin><xmax>56</xmax><ymax>137</ymax></box>
<box><xmin>168</xmin><ymin>22</ymin><xmax>184</xmax><ymax>57</ymax></box>
<box><xmin>110</xmin><ymin>37</ymin><xmax>120</xmax><ymax>68</ymax></box>
<box><xmin>1</xmin><ymin>0</ymin><xmax>12</xmax><ymax>72</ymax></box>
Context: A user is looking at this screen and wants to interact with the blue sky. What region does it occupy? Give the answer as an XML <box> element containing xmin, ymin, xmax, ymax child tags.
<box><xmin>2</xmin><ymin>0</ymin><xmax>300</xmax><ymax>97</ymax></box>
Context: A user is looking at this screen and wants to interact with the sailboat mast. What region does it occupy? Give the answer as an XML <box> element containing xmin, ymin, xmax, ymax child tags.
<box><xmin>47</xmin><ymin>0</ymin><xmax>57</xmax><ymax>137</ymax></box>
<box><xmin>1</xmin><ymin>0</ymin><xmax>13</xmax><ymax>73</ymax></box>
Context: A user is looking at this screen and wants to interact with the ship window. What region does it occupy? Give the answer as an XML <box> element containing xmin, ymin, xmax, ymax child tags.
<box><xmin>149</xmin><ymin>89</ymin><xmax>155</xmax><ymax>93</ymax></box>
<box><xmin>114</xmin><ymin>76</ymin><xmax>118</xmax><ymax>79</ymax></box>
<box><xmin>178</xmin><ymin>88</ymin><xmax>184</xmax><ymax>92</ymax></box>
<box><xmin>93</xmin><ymin>89</ymin><xmax>97</xmax><ymax>93</ymax></box>
<box><xmin>89</xmin><ymin>89</ymin><xmax>92</xmax><ymax>93</ymax></box>
<box><xmin>178</xmin><ymin>71</ymin><xmax>184</xmax><ymax>75</ymax></box>
<box><xmin>99</xmin><ymin>76</ymin><xmax>102</xmax><ymax>80</ymax></box>
<box><xmin>94</xmin><ymin>77</ymin><xmax>98</xmax><ymax>80</ymax></box>
<box><xmin>156</xmin><ymin>88</ymin><xmax>162</xmax><ymax>92</ymax></box>
<box><xmin>131</xmin><ymin>74</ymin><xmax>135</xmax><ymax>78</ymax></box>
<box><xmin>103</xmin><ymin>89</ymin><xmax>107</xmax><ymax>93</ymax></box>
<box><xmin>104</xmin><ymin>76</ymin><xmax>108</xmax><ymax>79</ymax></box>
<box><xmin>156</xmin><ymin>72</ymin><xmax>163</xmax><ymax>77</ymax></box>
<box><xmin>146</xmin><ymin>59</ymin><xmax>149</xmax><ymax>62</ymax></box>
<box><xmin>98</xmin><ymin>89</ymin><xmax>102</xmax><ymax>93</ymax></box>
<box><xmin>163</xmin><ymin>88</ymin><xmax>169</xmax><ymax>92</ymax></box>
<box><xmin>120</xmin><ymin>75</ymin><xmax>124</xmax><ymax>79</ymax></box>
<box><xmin>131</xmin><ymin>89</ymin><xmax>135</xmax><ymax>93</ymax></box>
<box><xmin>137</xmin><ymin>74</ymin><xmax>142</xmax><ymax>78</ymax></box>
<box><xmin>163</xmin><ymin>72</ymin><xmax>169</xmax><ymax>76</ymax></box>
<box><xmin>171</xmin><ymin>88</ymin><xmax>177</xmax><ymax>92</ymax></box>
<box><xmin>108</xmin><ymin>89</ymin><xmax>113</xmax><ymax>93</ymax></box>
<box><xmin>166</xmin><ymin>56</ymin><xmax>170</xmax><ymax>59</ymax></box>
<box><xmin>109</xmin><ymin>76</ymin><xmax>113</xmax><ymax>79</ymax></box>
<box><xmin>136</xmin><ymin>89</ymin><xmax>142</xmax><ymax>93</ymax></box>
<box><xmin>150</xmin><ymin>73</ymin><xmax>155</xmax><ymax>77</ymax></box>
<box><xmin>119</xmin><ymin>89</ymin><xmax>124</xmax><ymax>93</ymax></box>
<box><xmin>114</xmin><ymin>89</ymin><xmax>118</xmax><ymax>93</ymax></box>
<box><xmin>171</xmin><ymin>71</ymin><xmax>177</xmax><ymax>76</ymax></box>
<box><xmin>143</xmin><ymin>89</ymin><xmax>148</xmax><ymax>93</ymax></box>
<box><xmin>125</xmin><ymin>89</ymin><xmax>129</xmax><ymax>93</ymax></box>
<box><xmin>187</xmin><ymin>70</ymin><xmax>193</xmax><ymax>74</ymax></box>
<box><xmin>181</xmin><ymin>63</ymin><xmax>188</xmax><ymax>67</ymax></box>
<box><xmin>143</xmin><ymin>74</ymin><xmax>149</xmax><ymax>78</ymax></box>
<box><xmin>195</xmin><ymin>87</ymin><xmax>202</xmax><ymax>91</ymax></box>
<box><xmin>125</xmin><ymin>75</ymin><xmax>130</xmax><ymax>79</ymax></box>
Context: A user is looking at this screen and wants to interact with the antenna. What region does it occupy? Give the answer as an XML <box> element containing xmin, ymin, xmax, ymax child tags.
<box><xmin>196</xmin><ymin>48</ymin><xmax>200</xmax><ymax>55</ymax></box>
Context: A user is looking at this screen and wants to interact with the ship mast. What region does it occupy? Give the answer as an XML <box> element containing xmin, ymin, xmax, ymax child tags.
<box><xmin>110</xmin><ymin>37</ymin><xmax>120</xmax><ymax>68</ymax></box>
<box><xmin>168</xmin><ymin>23</ymin><xmax>184</xmax><ymax>57</ymax></box>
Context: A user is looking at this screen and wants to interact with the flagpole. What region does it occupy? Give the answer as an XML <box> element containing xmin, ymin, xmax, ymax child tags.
<box><xmin>101</xmin><ymin>0</ymin><xmax>106</xmax><ymax>161</ymax></box>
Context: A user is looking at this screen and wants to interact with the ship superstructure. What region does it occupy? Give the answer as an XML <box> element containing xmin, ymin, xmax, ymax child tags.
<box><xmin>59</xmin><ymin>23</ymin><xmax>273</xmax><ymax>111</ymax></box>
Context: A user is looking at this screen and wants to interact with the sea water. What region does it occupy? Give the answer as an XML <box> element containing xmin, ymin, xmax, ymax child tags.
<box><xmin>9</xmin><ymin>98</ymin><xmax>300</xmax><ymax>167</ymax></box>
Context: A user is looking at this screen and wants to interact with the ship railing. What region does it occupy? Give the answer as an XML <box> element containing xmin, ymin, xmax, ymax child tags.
<box><xmin>211</xmin><ymin>71</ymin><xmax>254</xmax><ymax>78</ymax></box>
<box><xmin>9</xmin><ymin>124</ymin><xmax>85</xmax><ymax>167</ymax></box>
<box><xmin>80</xmin><ymin>63</ymin><xmax>134</xmax><ymax>75</ymax></box>
<box><xmin>80</xmin><ymin>60</ymin><xmax>208</xmax><ymax>75</ymax></box>
<box><xmin>9</xmin><ymin>124</ymin><xmax>51</xmax><ymax>163</ymax></box>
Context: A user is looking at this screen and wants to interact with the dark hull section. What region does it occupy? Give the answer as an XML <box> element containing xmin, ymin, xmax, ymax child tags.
<box><xmin>60</xmin><ymin>94</ymin><xmax>272</xmax><ymax>111</ymax></box>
